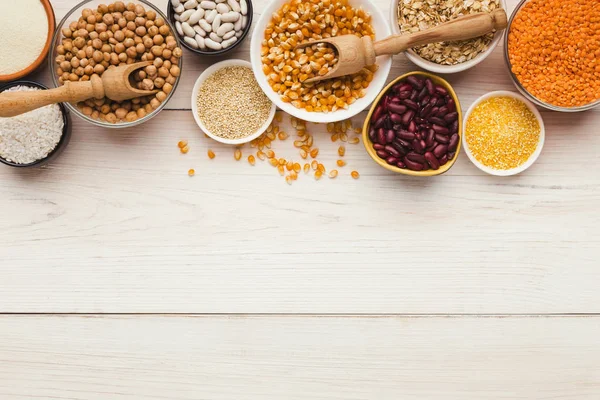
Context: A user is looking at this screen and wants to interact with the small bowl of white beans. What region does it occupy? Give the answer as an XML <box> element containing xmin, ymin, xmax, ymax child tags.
<box><xmin>167</xmin><ymin>0</ymin><xmax>252</xmax><ymax>55</ymax></box>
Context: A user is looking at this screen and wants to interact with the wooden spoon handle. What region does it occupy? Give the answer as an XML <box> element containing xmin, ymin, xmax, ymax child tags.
<box><xmin>0</xmin><ymin>75</ymin><xmax>104</xmax><ymax>118</ymax></box>
<box><xmin>373</xmin><ymin>9</ymin><xmax>508</xmax><ymax>57</ymax></box>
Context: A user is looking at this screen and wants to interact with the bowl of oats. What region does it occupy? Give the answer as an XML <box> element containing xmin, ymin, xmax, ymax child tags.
<box><xmin>391</xmin><ymin>0</ymin><xmax>506</xmax><ymax>73</ymax></box>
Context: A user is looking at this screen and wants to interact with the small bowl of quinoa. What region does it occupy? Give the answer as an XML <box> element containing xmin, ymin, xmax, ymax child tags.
<box><xmin>192</xmin><ymin>59</ymin><xmax>276</xmax><ymax>145</ymax></box>
<box><xmin>462</xmin><ymin>91</ymin><xmax>544</xmax><ymax>176</ymax></box>
<box><xmin>0</xmin><ymin>81</ymin><xmax>71</xmax><ymax>168</ymax></box>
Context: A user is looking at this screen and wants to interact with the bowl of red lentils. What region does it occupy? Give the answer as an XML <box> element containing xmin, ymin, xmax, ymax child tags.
<box><xmin>505</xmin><ymin>0</ymin><xmax>600</xmax><ymax>112</ymax></box>
<box><xmin>250</xmin><ymin>0</ymin><xmax>393</xmax><ymax>124</ymax></box>
<box><xmin>462</xmin><ymin>91</ymin><xmax>545</xmax><ymax>176</ymax></box>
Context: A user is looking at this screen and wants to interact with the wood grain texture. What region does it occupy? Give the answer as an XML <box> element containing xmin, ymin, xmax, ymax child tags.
<box><xmin>1</xmin><ymin>315</ymin><xmax>599</xmax><ymax>400</ymax></box>
<box><xmin>1</xmin><ymin>0</ymin><xmax>599</xmax><ymax>314</ymax></box>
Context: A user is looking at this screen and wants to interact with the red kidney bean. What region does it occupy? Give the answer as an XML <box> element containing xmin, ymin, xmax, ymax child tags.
<box><xmin>438</xmin><ymin>154</ymin><xmax>448</xmax><ymax>166</ymax></box>
<box><xmin>386</xmin><ymin>156</ymin><xmax>399</xmax><ymax>165</ymax></box>
<box><xmin>397</xmin><ymin>138</ymin><xmax>412</xmax><ymax>149</ymax></box>
<box><xmin>448</xmin><ymin>151</ymin><xmax>456</xmax><ymax>160</ymax></box>
<box><xmin>407</xmin><ymin>75</ymin><xmax>425</xmax><ymax>89</ymax></box>
<box><xmin>396</xmin><ymin>161</ymin><xmax>406</xmax><ymax>169</ymax></box>
<box><xmin>388</xmin><ymin>103</ymin><xmax>407</xmax><ymax>114</ymax></box>
<box><xmin>369</xmin><ymin>127</ymin><xmax>377</xmax><ymax>143</ymax></box>
<box><xmin>429</xmin><ymin>117</ymin><xmax>447</xmax><ymax>126</ymax></box>
<box><xmin>435</xmin><ymin>134</ymin><xmax>449</xmax><ymax>144</ymax></box>
<box><xmin>415</xmin><ymin>132</ymin><xmax>422</xmax><ymax>140</ymax></box>
<box><xmin>406</xmin><ymin>152</ymin><xmax>426</xmax><ymax>164</ymax></box>
<box><xmin>390</xmin><ymin>113</ymin><xmax>403</xmax><ymax>124</ymax></box>
<box><xmin>418</xmin><ymin>86</ymin><xmax>429</xmax><ymax>101</ymax></box>
<box><xmin>402</xmin><ymin>99</ymin><xmax>419</xmax><ymax>111</ymax></box>
<box><xmin>446</xmin><ymin>98</ymin><xmax>456</xmax><ymax>112</ymax></box>
<box><xmin>404</xmin><ymin>158</ymin><xmax>425</xmax><ymax>171</ymax></box>
<box><xmin>432</xmin><ymin>124</ymin><xmax>449</xmax><ymax>134</ymax></box>
<box><xmin>426</xmin><ymin>79</ymin><xmax>435</xmax><ymax>95</ymax></box>
<box><xmin>424</xmin><ymin>152</ymin><xmax>440</xmax><ymax>170</ymax></box>
<box><xmin>419</xmin><ymin>103</ymin><xmax>433</xmax><ymax>117</ymax></box>
<box><xmin>412</xmin><ymin>139</ymin><xmax>425</xmax><ymax>154</ymax></box>
<box><xmin>448</xmin><ymin>133</ymin><xmax>459</xmax><ymax>152</ymax></box>
<box><xmin>444</xmin><ymin>112</ymin><xmax>458</xmax><ymax>123</ymax></box>
<box><xmin>435</xmin><ymin>85</ymin><xmax>448</xmax><ymax>95</ymax></box>
<box><xmin>425</xmin><ymin>129</ymin><xmax>435</xmax><ymax>147</ymax></box>
<box><xmin>391</xmin><ymin>141</ymin><xmax>408</xmax><ymax>156</ymax></box>
<box><xmin>398</xmin><ymin>90</ymin><xmax>412</xmax><ymax>99</ymax></box>
<box><xmin>394</xmin><ymin>83</ymin><xmax>412</xmax><ymax>93</ymax></box>
<box><xmin>450</xmin><ymin>120</ymin><xmax>459</xmax><ymax>134</ymax></box>
<box><xmin>422</xmin><ymin>95</ymin><xmax>430</xmax><ymax>106</ymax></box>
<box><xmin>407</xmin><ymin>120</ymin><xmax>417</xmax><ymax>133</ymax></box>
<box><xmin>429</xmin><ymin>96</ymin><xmax>439</xmax><ymax>106</ymax></box>
<box><xmin>436</xmin><ymin>97</ymin><xmax>446</xmax><ymax>107</ymax></box>
<box><xmin>430</xmin><ymin>107</ymin><xmax>439</xmax><ymax>117</ymax></box>
<box><xmin>433</xmin><ymin>144</ymin><xmax>448</xmax><ymax>158</ymax></box>
<box><xmin>410</xmin><ymin>89</ymin><xmax>419</xmax><ymax>101</ymax></box>
<box><xmin>395</xmin><ymin>129</ymin><xmax>415</xmax><ymax>141</ymax></box>
<box><xmin>436</xmin><ymin>106</ymin><xmax>449</xmax><ymax>117</ymax></box>
<box><xmin>372</xmin><ymin>104</ymin><xmax>384</xmax><ymax>122</ymax></box>
<box><xmin>376</xmin><ymin>150</ymin><xmax>389</xmax><ymax>159</ymax></box>
<box><xmin>374</xmin><ymin>115</ymin><xmax>387</xmax><ymax>129</ymax></box>
<box><xmin>385</xmin><ymin>145</ymin><xmax>401</xmax><ymax>158</ymax></box>
<box><xmin>377</xmin><ymin>128</ymin><xmax>386</xmax><ymax>145</ymax></box>
<box><xmin>401</xmin><ymin>110</ymin><xmax>415</xmax><ymax>126</ymax></box>
<box><xmin>414</xmin><ymin>117</ymin><xmax>426</xmax><ymax>125</ymax></box>
<box><xmin>373</xmin><ymin>143</ymin><xmax>385</xmax><ymax>151</ymax></box>
<box><xmin>385</xmin><ymin>129</ymin><xmax>395</xmax><ymax>144</ymax></box>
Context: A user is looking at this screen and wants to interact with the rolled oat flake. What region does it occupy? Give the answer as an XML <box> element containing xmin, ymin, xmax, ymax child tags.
<box><xmin>0</xmin><ymin>86</ymin><xmax>64</xmax><ymax>164</ymax></box>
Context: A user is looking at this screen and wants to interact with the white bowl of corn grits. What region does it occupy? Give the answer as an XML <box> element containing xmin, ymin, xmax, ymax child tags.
<box><xmin>250</xmin><ymin>0</ymin><xmax>393</xmax><ymax>124</ymax></box>
<box><xmin>462</xmin><ymin>91</ymin><xmax>545</xmax><ymax>176</ymax></box>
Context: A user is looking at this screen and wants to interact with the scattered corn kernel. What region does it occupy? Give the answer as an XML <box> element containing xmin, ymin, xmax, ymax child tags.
<box><xmin>329</xmin><ymin>170</ymin><xmax>339</xmax><ymax>178</ymax></box>
<box><xmin>180</xmin><ymin>145</ymin><xmax>189</xmax><ymax>154</ymax></box>
<box><xmin>303</xmin><ymin>163</ymin><xmax>310</xmax><ymax>173</ymax></box>
<box><xmin>248</xmin><ymin>155</ymin><xmax>256</xmax><ymax>165</ymax></box>
<box><xmin>338</xmin><ymin>146</ymin><xmax>345</xmax><ymax>156</ymax></box>
<box><xmin>337</xmin><ymin>160</ymin><xmax>346</xmax><ymax>167</ymax></box>
<box><xmin>315</xmin><ymin>170</ymin><xmax>323</xmax><ymax>180</ymax></box>
<box><xmin>310</xmin><ymin>148</ymin><xmax>319</xmax><ymax>158</ymax></box>
<box><xmin>351</xmin><ymin>170</ymin><xmax>360</xmax><ymax>179</ymax></box>
<box><xmin>257</xmin><ymin>150</ymin><xmax>266</xmax><ymax>160</ymax></box>
<box><xmin>207</xmin><ymin>149</ymin><xmax>215</xmax><ymax>159</ymax></box>
<box><xmin>178</xmin><ymin>140</ymin><xmax>188</xmax><ymax>149</ymax></box>
<box><xmin>266</xmin><ymin>150</ymin><xmax>275</xmax><ymax>158</ymax></box>
<box><xmin>188</xmin><ymin>168</ymin><xmax>195</xmax><ymax>176</ymax></box>
<box><xmin>349</xmin><ymin>137</ymin><xmax>360</xmax><ymax>144</ymax></box>
<box><xmin>234</xmin><ymin>149</ymin><xmax>242</xmax><ymax>161</ymax></box>
<box><xmin>269</xmin><ymin>158</ymin><xmax>279</xmax><ymax>167</ymax></box>
<box><xmin>278</xmin><ymin>165</ymin><xmax>285</xmax><ymax>175</ymax></box>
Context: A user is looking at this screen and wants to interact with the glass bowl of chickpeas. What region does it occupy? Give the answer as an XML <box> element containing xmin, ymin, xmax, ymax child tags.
<box><xmin>50</xmin><ymin>0</ymin><xmax>183</xmax><ymax>128</ymax></box>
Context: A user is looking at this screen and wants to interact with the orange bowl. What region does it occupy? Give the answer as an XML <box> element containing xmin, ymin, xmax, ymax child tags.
<box><xmin>362</xmin><ymin>71</ymin><xmax>462</xmax><ymax>177</ymax></box>
<box><xmin>0</xmin><ymin>0</ymin><xmax>56</xmax><ymax>83</ymax></box>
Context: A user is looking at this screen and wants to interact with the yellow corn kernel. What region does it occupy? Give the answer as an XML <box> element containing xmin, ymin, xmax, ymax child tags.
<box><xmin>329</xmin><ymin>170</ymin><xmax>338</xmax><ymax>178</ymax></box>
<box><xmin>311</xmin><ymin>160</ymin><xmax>318</xmax><ymax>170</ymax></box>
<box><xmin>178</xmin><ymin>140</ymin><xmax>188</xmax><ymax>149</ymax></box>
<box><xmin>188</xmin><ymin>168</ymin><xmax>195</xmax><ymax>176</ymax></box>
<box><xmin>278</xmin><ymin>157</ymin><xmax>286</xmax><ymax>166</ymax></box>
<box><xmin>278</xmin><ymin>131</ymin><xmax>288</xmax><ymax>140</ymax></box>
<box><xmin>248</xmin><ymin>155</ymin><xmax>256</xmax><ymax>165</ymax></box>
<box><xmin>303</xmin><ymin>163</ymin><xmax>310</xmax><ymax>173</ymax></box>
<box><xmin>349</xmin><ymin>137</ymin><xmax>360</xmax><ymax>144</ymax></box>
<box><xmin>180</xmin><ymin>145</ymin><xmax>189</xmax><ymax>154</ymax></box>
<box><xmin>286</xmin><ymin>160</ymin><xmax>294</xmax><ymax>171</ymax></box>
<box><xmin>338</xmin><ymin>146</ymin><xmax>345</xmax><ymax>157</ymax></box>
<box><xmin>257</xmin><ymin>150</ymin><xmax>266</xmax><ymax>160</ymax></box>
<box><xmin>337</xmin><ymin>160</ymin><xmax>346</xmax><ymax>167</ymax></box>
<box><xmin>293</xmin><ymin>162</ymin><xmax>301</xmax><ymax>173</ymax></box>
<box><xmin>266</xmin><ymin>150</ymin><xmax>275</xmax><ymax>158</ymax></box>
<box><xmin>299</xmin><ymin>149</ymin><xmax>308</xmax><ymax>159</ymax></box>
<box><xmin>310</xmin><ymin>148</ymin><xmax>319</xmax><ymax>158</ymax></box>
<box><xmin>269</xmin><ymin>158</ymin><xmax>278</xmax><ymax>167</ymax></box>
<box><xmin>351</xmin><ymin>170</ymin><xmax>360</xmax><ymax>179</ymax></box>
<box><xmin>315</xmin><ymin>170</ymin><xmax>323</xmax><ymax>180</ymax></box>
<box><xmin>317</xmin><ymin>163</ymin><xmax>325</xmax><ymax>173</ymax></box>
<box><xmin>278</xmin><ymin>165</ymin><xmax>285</xmax><ymax>175</ymax></box>
<box><xmin>234</xmin><ymin>149</ymin><xmax>242</xmax><ymax>161</ymax></box>
<box><xmin>207</xmin><ymin>149</ymin><xmax>215</xmax><ymax>159</ymax></box>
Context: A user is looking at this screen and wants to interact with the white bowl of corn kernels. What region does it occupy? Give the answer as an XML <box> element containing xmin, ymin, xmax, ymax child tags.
<box><xmin>250</xmin><ymin>0</ymin><xmax>393</xmax><ymax>124</ymax></box>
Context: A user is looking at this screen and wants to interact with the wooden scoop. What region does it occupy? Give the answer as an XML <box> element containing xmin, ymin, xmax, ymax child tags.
<box><xmin>298</xmin><ymin>9</ymin><xmax>508</xmax><ymax>83</ymax></box>
<box><xmin>0</xmin><ymin>62</ymin><xmax>158</xmax><ymax>118</ymax></box>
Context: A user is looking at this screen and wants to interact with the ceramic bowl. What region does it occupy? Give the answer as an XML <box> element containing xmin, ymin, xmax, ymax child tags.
<box><xmin>250</xmin><ymin>0</ymin><xmax>393</xmax><ymax>124</ymax></box>
<box><xmin>389</xmin><ymin>0</ymin><xmax>507</xmax><ymax>74</ymax></box>
<box><xmin>504</xmin><ymin>0</ymin><xmax>600</xmax><ymax>112</ymax></box>
<box><xmin>362</xmin><ymin>71</ymin><xmax>462</xmax><ymax>177</ymax></box>
<box><xmin>191</xmin><ymin>59</ymin><xmax>276</xmax><ymax>145</ymax></box>
<box><xmin>49</xmin><ymin>0</ymin><xmax>182</xmax><ymax>129</ymax></box>
<box><xmin>0</xmin><ymin>81</ymin><xmax>72</xmax><ymax>168</ymax></box>
<box><xmin>0</xmin><ymin>0</ymin><xmax>56</xmax><ymax>83</ymax></box>
<box><xmin>462</xmin><ymin>90</ymin><xmax>545</xmax><ymax>176</ymax></box>
<box><xmin>166</xmin><ymin>0</ymin><xmax>253</xmax><ymax>56</ymax></box>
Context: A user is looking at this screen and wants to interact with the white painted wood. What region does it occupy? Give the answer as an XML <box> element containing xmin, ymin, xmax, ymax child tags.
<box><xmin>1</xmin><ymin>315</ymin><xmax>599</xmax><ymax>399</ymax></box>
<box><xmin>1</xmin><ymin>0</ymin><xmax>599</xmax><ymax>314</ymax></box>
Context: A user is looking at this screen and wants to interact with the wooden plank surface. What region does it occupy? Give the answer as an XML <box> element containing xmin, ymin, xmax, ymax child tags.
<box><xmin>1</xmin><ymin>315</ymin><xmax>599</xmax><ymax>400</ymax></box>
<box><xmin>1</xmin><ymin>0</ymin><xmax>599</xmax><ymax>313</ymax></box>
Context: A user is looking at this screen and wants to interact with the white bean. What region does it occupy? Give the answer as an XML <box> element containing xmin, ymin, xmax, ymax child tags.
<box><xmin>194</xmin><ymin>25</ymin><xmax>207</xmax><ymax>36</ymax></box>
<box><xmin>182</xmin><ymin>22</ymin><xmax>196</xmax><ymax>37</ymax></box>
<box><xmin>184</xmin><ymin>0</ymin><xmax>198</xmax><ymax>9</ymax></box>
<box><xmin>220</xmin><ymin>11</ymin><xmax>239</xmax><ymax>23</ymax></box>
<box><xmin>209</xmin><ymin>32</ymin><xmax>223</xmax><ymax>42</ymax></box>
<box><xmin>179</xmin><ymin>8</ymin><xmax>195</xmax><ymax>21</ymax></box>
<box><xmin>235</xmin><ymin>30</ymin><xmax>242</xmax><ymax>38</ymax></box>
<box><xmin>240</xmin><ymin>0</ymin><xmax>247</xmax><ymax>15</ymax></box>
<box><xmin>187</xmin><ymin>8</ymin><xmax>205</xmax><ymax>24</ymax></box>
<box><xmin>221</xmin><ymin>36</ymin><xmax>237</xmax><ymax>48</ymax></box>
<box><xmin>233</xmin><ymin>17</ymin><xmax>242</xmax><ymax>31</ymax></box>
<box><xmin>227</xmin><ymin>0</ymin><xmax>241</xmax><ymax>12</ymax></box>
<box><xmin>174</xmin><ymin>13</ymin><xmax>181</xmax><ymax>21</ymax></box>
<box><xmin>174</xmin><ymin>3</ymin><xmax>185</xmax><ymax>13</ymax></box>
<box><xmin>212</xmin><ymin>14</ymin><xmax>221</xmax><ymax>32</ymax></box>
<box><xmin>175</xmin><ymin>21</ymin><xmax>184</xmax><ymax>36</ymax></box>
<box><xmin>195</xmin><ymin>34</ymin><xmax>206</xmax><ymax>49</ymax></box>
<box><xmin>200</xmin><ymin>1</ymin><xmax>216</xmax><ymax>9</ymax></box>
<box><xmin>204</xmin><ymin>37</ymin><xmax>222</xmax><ymax>50</ymax></box>
<box><xmin>184</xmin><ymin>36</ymin><xmax>199</xmax><ymax>49</ymax></box>
<box><xmin>241</xmin><ymin>15</ymin><xmax>248</xmax><ymax>29</ymax></box>
<box><xmin>205</xmin><ymin>9</ymin><xmax>218</xmax><ymax>23</ymax></box>
<box><xmin>171</xmin><ymin>0</ymin><xmax>181</xmax><ymax>6</ymax></box>
<box><xmin>198</xmin><ymin>19</ymin><xmax>212</xmax><ymax>32</ymax></box>
<box><xmin>216</xmin><ymin>22</ymin><xmax>233</xmax><ymax>37</ymax></box>
<box><xmin>216</xmin><ymin>3</ymin><xmax>230</xmax><ymax>13</ymax></box>
<box><xmin>222</xmin><ymin>30</ymin><xmax>235</xmax><ymax>40</ymax></box>
<box><xmin>215</xmin><ymin>0</ymin><xmax>227</xmax><ymax>3</ymax></box>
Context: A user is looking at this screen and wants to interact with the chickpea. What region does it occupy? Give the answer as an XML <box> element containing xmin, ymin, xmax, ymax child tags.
<box><xmin>145</xmin><ymin>52</ymin><xmax>154</xmax><ymax>61</ymax></box>
<box><xmin>105</xmin><ymin>113</ymin><xmax>117</xmax><ymax>124</ymax></box>
<box><xmin>62</xmin><ymin>27</ymin><xmax>72</xmax><ymax>38</ymax></box>
<box><xmin>156</xmin><ymin>91</ymin><xmax>167</xmax><ymax>102</ymax></box>
<box><xmin>155</xmin><ymin>17</ymin><xmax>165</xmax><ymax>28</ymax></box>
<box><xmin>162</xmin><ymin>49</ymin><xmax>171</xmax><ymax>59</ymax></box>
<box><xmin>65</xmin><ymin>53</ymin><xmax>73</xmax><ymax>61</ymax></box>
<box><xmin>147</xmin><ymin>26</ymin><xmax>159</xmax><ymax>37</ymax></box>
<box><xmin>92</xmin><ymin>38</ymin><xmax>103</xmax><ymax>49</ymax></box>
<box><xmin>137</xmin><ymin>108</ymin><xmax>147</xmax><ymax>118</ymax></box>
<box><xmin>135</xmin><ymin>16</ymin><xmax>145</xmax><ymax>27</ymax></box>
<box><xmin>86</xmin><ymin>23</ymin><xmax>95</xmax><ymax>32</ymax></box>
<box><xmin>95</xmin><ymin>22</ymin><xmax>108</xmax><ymax>33</ymax></box>
<box><xmin>144</xmin><ymin>103</ymin><xmax>153</xmax><ymax>113</ymax></box>
<box><xmin>138</xmin><ymin>70</ymin><xmax>147</xmax><ymax>80</ymax></box>
<box><xmin>150</xmin><ymin>98</ymin><xmax>160</xmax><ymax>109</ymax></box>
<box><xmin>80</xmin><ymin>58</ymin><xmax>89</xmax><ymax>67</ymax></box>
<box><xmin>56</xmin><ymin>55</ymin><xmax>66</xmax><ymax>63</ymax></box>
<box><xmin>165</xmin><ymin>75</ymin><xmax>176</xmax><ymax>85</ymax></box>
<box><xmin>77</xmin><ymin>20</ymin><xmax>87</xmax><ymax>30</ymax></box>
<box><xmin>140</xmin><ymin>78</ymin><xmax>154</xmax><ymax>91</ymax></box>
<box><xmin>146</xmin><ymin>10</ymin><xmax>156</xmax><ymax>21</ymax></box>
<box><xmin>99</xmin><ymin>31</ymin><xmax>109</xmax><ymax>41</ymax></box>
<box><xmin>123</xmin><ymin>37</ymin><xmax>135</xmax><ymax>48</ymax></box>
<box><xmin>124</xmin><ymin>11</ymin><xmax>135</xmax><ymax>21</ymax></box>
<box><xmin>69</xmin><ymin>21</ymin><xmax>78</xmax><ymax>31</ymax></box>
<box><xmin>136</xmin><ymin>43</ymin><xmax>145</xmax><ymax>54</ymax></box>
<box><xmin>103</xmin><ymin>14</ymin><xmax>114</xmax><ymax>25</ymax></box>
<box><xmin>172</xmin><ymin>47</ymin><xmax>182</xmax><ymax>58</ymax></box>
<box><xmin>115</xmin><ymin>1</ymin><xmax>125</xmax><ymax>12</ymax></box>
<box><xmin>150</xmin><ymin>46</ymin><xmax>163</xmax><ymax>57</ymax></box>
<box><xmin>89</xmin><ymin>31</ymin><xmax>99</xmax><ymax>40</ymax></box>
<box><xmin>84</xmin><ymin>65</ymin><xmax>94</xmax><ymax>75</ymax></box>
<box><xmin>145</xmin><ymin>20</ymin><xmax>154</xmax><ymax>29</ymax></box>
<box><xmin>75</xmin><ymin>66</ymin><xmax>85</xmax><ymax>76</ymax></box>
<box><xmin>110</xmin><ymin>53</ymin><xmax>120</xmax><ymax>65</ymax></box>
<box><xmin>135</xmin><ymin>26</ymin><xmax>146</xmax><ymax>36</ymax></box>
<box><xmin>158</xmin><ymin>25</ymin><xmax>170</xmax><ymax>36</ymax></box>
<box><xmin>85</xmin><ymin>47</ymin><xmax>94</xmax><ymax>58</ymax></box>
<box><xmin>81</xmin><ymin>75</ymin><xmax>91</xmax><ymax>81</ymax></box>
<box><xmin>115</xmin><ymin>108</ymin><xmax>128</xmax><ymax>119</ymax></box>
<box><xmin>115</xmin><ymin>43</ymin><xmax>125</xmax><ymax>53</ymax></box>
<box><xmin>100</xmin><ymin>104</ymin><xmax>111</xmax><ymax>114</ymax></box>
<box><xmin>125</xmin><ymin>29</ymin><xmax>135</xmax><ymax>39</ymax></box>
<box><xmin>93</xmin><ymin>50</ymin><xmax>103</xmax><ymax>62</ymax></box>
<box><xmin>157</xmin><ymin>66</ymin><xmax>169</xmax><ymax>78</ymax></box>
<box><xmin>118</xmin><ymin>52</ymin><xmax>128</xmax><ymax>62</ymax></box>
<box><xmin>126</xmin><ymin>47</ymin><xmax>137</xmax><ymax>58</ymax></box>
<box><xmin>91</xmin><ymin>110</ymin><xmax>100</xmax><ymax>120</ymax></box>
<box><xmin>57</xmin><ymin>67</ymin><xmax>64</xmax><ymax>76</ymax></box>
<box><xmin>62</xmin><ymin>72</ymin><xmax>70</xmax><ymax>81</ymax></box>
<box><xmin>163</xmin><ymin>60</ymin><xmax>172</xmax><ymax>70</ymax></box>
<box><xmin>125</xmin><ymin>111</ymin><xmax>138</xmax><ymax>122</ymax></box>
<box><xmin>165</xmin><ymin>39</ymin><xmax>177</xmax><ymax>50</ymax></box>
<box><xmin>63</xmin><ymin>41</ymin><xmax>73</xmax><ymax>52</ymax></box>
<box><xmin>114</xmin><ymin>30</ymin><xmax>124</xmax><ymax>41</ymax></box>
<box><xmin>126</xmin><ymin>21</ymin><xmax>136</xmax><ymax>31</ymax></box>
<box><xmin>118</xmin><ymin>18</ymin><xmax>127</xmax><ymax>28</ymax></box>
<box><xmin>153</xmin><ymin>35</ymin><xmax>164</xmax><ymax>46</ymax></box>
<box><xmin>82</xmin><ymin>8</ymin><xmax>93</xmax><ymax>19</ymax></box>
<box><xmin>153</xmin><ymin>77</ymin><xmax>165</xmax><ymax>89</ymax></box>
<box><xmin>94</xmin><ymin>97</ymin><xmax>106</xmax><ymax>107</ymax></box>
<box><xmin>162</xmin><ymin>82</ymin><xmax>173</xmax><ymax>94</ymax></box>
<box><xmin>82</xmin><ymin>106</ymin><xmax>93</xmax><ymax>116</ymax></box>
<box><xmin>77</xmin><ymin>49</ymin><xmax>87</xmax><ymax>59</ymax></box>
<box><xmin>153</xmin><ymin>57</ymin><xmax>163</xmax><ymax>68</ymax></box>
<box><xmin>145</xmin><ymin>65</ymin><xmax>157</xmax><ymax>76</ymax></box>
<box><xmin>97</xmin><ymin>4</ymin><xmax>109</xmax><ymax>14</ymax></box>
<box><xmin>60</xmin><ymin>61</ymin><xmax>72</xmax><ymax>71</ymax></box>
<box><xmin>143</xmin><ymin>37</ymin><xmax>153</xmax><ymax>49</ymax></box>
<box><xmin>69</xmin><ymin>73</ymin><xmax>79</xmax><ymax>81</ymax></box>
<box><xmin>74</xmin><ymin>37</ymin><xmax>86</xmax><ymax>49</ymax></box>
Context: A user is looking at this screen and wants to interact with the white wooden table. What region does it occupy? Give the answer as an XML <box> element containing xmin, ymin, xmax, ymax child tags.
<box><xmin>1</xmin><ymin>0</ymin><xmax>599</xmax><ymax>398</ymax></box>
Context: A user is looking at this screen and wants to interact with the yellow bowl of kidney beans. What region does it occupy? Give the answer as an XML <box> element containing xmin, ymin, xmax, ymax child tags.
<box><xmin>362</xmin><ymin>71</ymin><xmax>462</xmax><ymax>176</ymax></box>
